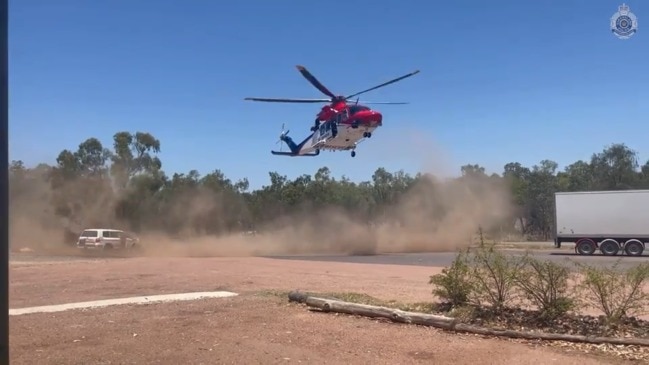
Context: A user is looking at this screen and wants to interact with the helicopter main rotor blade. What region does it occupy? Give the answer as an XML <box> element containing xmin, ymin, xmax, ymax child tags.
<box><xmin>345</xmin><ymin>70</ymin><xmax>420</xmax><ymax>100</ymax></box>
<box><xmin>356</xmin><ymin>101</ymin><xmax>410</xmax><ymax>105</ymax></box>
<box><xmin>295</xmin><ymin>65</ymin><xmax>336</xmax><ymax>99</ymax></box>
<box><xmin>244</xmin><ymin>97</ymin><xmax>331</xmax><ymax>103</ymax></box>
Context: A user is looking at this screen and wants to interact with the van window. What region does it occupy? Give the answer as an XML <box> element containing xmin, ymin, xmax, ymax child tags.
<box><xmin>81</xmin><ymin>230</ymin><xmax>98</xmax><ymax>237</ymax></box>
<box><xmin>102</xmin><ymin>230</ymin><xmax>121</xmax><ymax>238</ymax></box>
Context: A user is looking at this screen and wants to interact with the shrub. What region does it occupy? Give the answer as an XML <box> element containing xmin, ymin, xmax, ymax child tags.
<box><xmin>514</xmin><ymin>255</ymin><xmax>576</xmax><ymax>320</ymax></box>
<box><xmin>576</xmin><ymin>260</ymin><xmax>649</xmax><ymax>325</ymax></box>
<box><xmin>429</xmin><ymin>249</ymin><xmax>474</xmax><ymax>307</ymax></box>
<box><xmin>466</xmin><ymin>244</ymin><xmax>526</xmax><ymax>313</ymax></box>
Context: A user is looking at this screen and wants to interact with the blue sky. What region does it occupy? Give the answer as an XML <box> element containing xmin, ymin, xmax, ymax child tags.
<box><xmin>9</xmin><ymin>0</ymin><xmax>648</xmax><ymax>189</ymax></box>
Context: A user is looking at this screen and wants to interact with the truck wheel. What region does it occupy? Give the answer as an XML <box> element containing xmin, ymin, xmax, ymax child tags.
<box><xmin>575</xmin><ymin>239</ymin><xmax>596</xmax><ymax>255</ymax></box>
<box><xmin>599</xmin><ymin>239</ymin><xmax>620</xmax><ymax>256</ymax></box>
<box><xmin>624</xmin><ymin>240</ymin><xmax>644</xmax><ymax>256</ymax></box>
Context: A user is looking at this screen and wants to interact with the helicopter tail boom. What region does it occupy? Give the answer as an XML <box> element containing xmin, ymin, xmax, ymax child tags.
<box><xmin>270</xmin><ymin>150</ymin><xmax>320</xmax><ymax>157</ymax></box>
<box><xmin>272</xmin><ymin>123</ymin><xmax>319</xmax><ymax>157</ymax></box>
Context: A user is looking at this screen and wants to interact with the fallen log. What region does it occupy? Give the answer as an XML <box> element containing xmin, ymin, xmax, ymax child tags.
<box><xmin>287</xmin><ymin>291</ymin><xmax>649</xmax><ymax>347</ymax></box>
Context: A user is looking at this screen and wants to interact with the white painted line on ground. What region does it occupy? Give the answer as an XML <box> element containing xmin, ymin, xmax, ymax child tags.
<box><xmin>9</xmin><ymin>291</ymin><xmax>239</xmax><ymax>316</ymax></box>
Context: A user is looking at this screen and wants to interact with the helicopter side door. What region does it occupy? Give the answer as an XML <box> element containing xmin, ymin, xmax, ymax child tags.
<box><xmin>324</xmin><ymin>108</ymin><xmax>345</xmax><ymax>138</ymax></box>
<box><xmin>334</xmin><ymin>107</ymin><xmax>349</xmax><ymax>124</ymax></box>
<box><xmin>313</xmin><ymin>121</ymin><xmax>333</xmax><ymax>146</ymax></box>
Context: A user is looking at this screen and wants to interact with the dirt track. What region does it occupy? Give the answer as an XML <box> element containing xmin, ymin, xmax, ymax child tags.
<box><xmin>8</xmin><ymin>255</ymin><xmax>637</xmax><ymax>364</ymax></box>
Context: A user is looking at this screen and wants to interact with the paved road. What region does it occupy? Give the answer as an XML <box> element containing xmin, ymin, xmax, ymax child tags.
<box><xmin>10</xmin><ymin>248</ymin><xmax>648</xmax><ymax>269</ymax></box>
<box><xmin>263</xmin><ymin>248</ymin><xmax>649</xmax><ymax>269</ymax></box>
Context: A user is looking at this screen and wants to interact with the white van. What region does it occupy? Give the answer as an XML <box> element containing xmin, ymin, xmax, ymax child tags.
<box><xmin>76</xmin><ymin>228</ymin><xmax>139</xmax><ymax>250</ymax></box>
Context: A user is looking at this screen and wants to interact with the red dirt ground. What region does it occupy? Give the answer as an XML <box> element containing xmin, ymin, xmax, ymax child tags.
<box><xmin>8</xmin><ymin>255</ymin><xmax>639</xmax><ymax>364</ymax></box>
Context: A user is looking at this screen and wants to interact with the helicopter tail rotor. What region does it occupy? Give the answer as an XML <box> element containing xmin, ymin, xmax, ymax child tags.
<box><xmin>276</xmin><ymin>123</ymin><xmax>290</xmax><ymax>151</ymax></box>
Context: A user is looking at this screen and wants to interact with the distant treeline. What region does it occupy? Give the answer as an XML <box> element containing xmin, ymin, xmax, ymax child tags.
<box><xmin>9</xmin><ymin>131</ymin><xmax>649</xmax><ymax>242</ymax></box>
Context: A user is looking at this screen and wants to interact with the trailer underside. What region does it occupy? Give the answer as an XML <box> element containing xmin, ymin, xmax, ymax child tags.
<box><xmin>555</xmin><ymin>235</ymin><xmax>647</xmax><ymax>256</ymax></box>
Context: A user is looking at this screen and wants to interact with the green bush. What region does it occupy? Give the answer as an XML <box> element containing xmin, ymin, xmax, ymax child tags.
<box><xmin>514</xmin><ymin>255</ymin><xmax>576</xmax><ymax>320</ymax></box>
<box><xmin>466</xmin><ymin>244</ymin><xmax>526</xmax><ymax>313</ymax></box>
<box><xmin>576</xmin><ymin>260</ymin><xmax>649</xmax><ymax>325</ymax></box>
<box><xmin>429</xmin><ymin>244</ymin><xmax>527</xmax><ymax>313</ymax></box>
<box><xmin>430</xmin><ymin>244</ymin><xmax>649</xmax><ymax>324</ymax></box>
<box><xmin>429</xmin><ymin>249</ymin><xmax>474</xmax><ymax>307</ymax></box>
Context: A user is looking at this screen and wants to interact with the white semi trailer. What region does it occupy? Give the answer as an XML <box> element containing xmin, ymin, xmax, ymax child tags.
<box><xmin>554</xmin><ymin>190</ymin><xmax>649</xmax><ymax>256</ymax></box>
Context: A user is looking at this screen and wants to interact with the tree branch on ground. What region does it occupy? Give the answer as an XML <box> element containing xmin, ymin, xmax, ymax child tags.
<box><xmin>287</xmin><ymin>291</ymin><xmax>649</xmax><ymax>347</ymax></box>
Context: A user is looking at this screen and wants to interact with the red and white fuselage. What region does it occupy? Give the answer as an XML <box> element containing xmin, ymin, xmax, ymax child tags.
<box><xmin>297</xmin><ymin>101</ymin><xmax>382</xmax><ymax>154</ymax></box>
<box><xmin>244</xmin><ymin>64</ymin><xmax>419</xmax><ymax>158</ymax></box>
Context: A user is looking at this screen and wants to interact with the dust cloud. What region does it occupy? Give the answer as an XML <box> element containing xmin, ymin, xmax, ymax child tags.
<box><xmin>10</xmin><ymin>134</ymin><xmax>514</xmax><ymax>257</ymax></box>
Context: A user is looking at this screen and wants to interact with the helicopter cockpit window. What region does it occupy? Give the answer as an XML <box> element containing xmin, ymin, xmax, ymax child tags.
<box><xmin>349</xmin><ymin>105</ymin><xmax>370</xmax><ymax>115</ymax></box>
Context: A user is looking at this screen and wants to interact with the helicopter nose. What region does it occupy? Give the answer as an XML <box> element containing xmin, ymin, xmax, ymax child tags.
<box><xmin>353</xmin><ymin>109</ymin><xmax>383</xmax><ymax>127</ymax></box>
<box><xmin>368</xmin><ymin>111</ymin><xmax>382</xmax><ymax>126</ymax></box>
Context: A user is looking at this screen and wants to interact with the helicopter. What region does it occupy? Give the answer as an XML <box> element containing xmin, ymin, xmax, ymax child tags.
<box><xmin>244</xmin><ymin>65</ymin><xmax>420</xmax><ymax>158</ymax></box>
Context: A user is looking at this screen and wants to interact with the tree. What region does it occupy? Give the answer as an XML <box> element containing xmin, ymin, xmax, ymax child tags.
<box><xmin>590</xmin><ymin>143</ymin><xmax>639</xmax><ymax>190</ymax></box>
<box><xmin>111</xmin><ymin>131</ymin><xmax>162</xmax><ymax>190</ymax></box>
<box><xmin>8</xmin><ymin>130</ymin><xmax>649</xmax><ymax>245</ymax></box>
